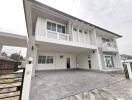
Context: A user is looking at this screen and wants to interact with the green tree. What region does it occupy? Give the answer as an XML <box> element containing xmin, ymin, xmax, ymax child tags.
<box><xmin>128</xmin><ymin>55</ymin><xmax>132</xmax><ymax>59</ymax></box>
<box><xmin>10</xmin><ymin>53</ymin><xmax>23</xmax><ymax>61</ymax></box>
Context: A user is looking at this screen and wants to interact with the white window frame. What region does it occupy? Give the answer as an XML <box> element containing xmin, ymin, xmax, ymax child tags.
<box><xmin>46</xmin><ymin>19</ymin><xmax>66</xmax><ymax>34</ymax></box>
<box><xmin>38</xmin><ymin>55</ymin><xmax>54</xmax><ymax>64</ymax></box>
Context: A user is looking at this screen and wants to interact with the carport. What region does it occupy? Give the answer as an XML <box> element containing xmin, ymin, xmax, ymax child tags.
<box><xmin>0</xmin><ymin>31</ymin><xmax>27</xmax><ymax>55</ymax></box>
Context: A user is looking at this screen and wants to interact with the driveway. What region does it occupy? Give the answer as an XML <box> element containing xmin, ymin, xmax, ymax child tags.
<box><xmin>29</xmin><ymin>70</ymin><xmax>124</xmax><ymax>100</ymax></box>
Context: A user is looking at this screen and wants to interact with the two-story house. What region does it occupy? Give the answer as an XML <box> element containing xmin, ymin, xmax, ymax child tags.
<box><xmin>23</xmin><ymin>0</ymin><xmax>123</xmax><ymax>75</ymax></box>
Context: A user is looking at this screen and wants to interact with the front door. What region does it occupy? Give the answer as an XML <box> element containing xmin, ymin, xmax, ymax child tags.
<box><xmin>66</xmin><ymin>58</ymin><xmax>70</xmax><ymax>69</ymax></box>
<box><xmin>88</xmin><ymin>55</ymin><xmax>91</xmax><ymax>69</ymax></box>
<box><xmin>88</xmin><ymin>60</ymin><xmax>91</xmax><ymax>69</ymax></box>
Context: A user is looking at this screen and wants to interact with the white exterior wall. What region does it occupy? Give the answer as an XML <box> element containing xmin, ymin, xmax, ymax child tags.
<box><xmin>35</xmin><ymin>17</ymin><xmax>95</xmax><ymax>48</ymax></box>
<box><xmin>32</xmin><ymin>16</ymin><xmax>122</xmax><ymax>71</ymax></box>
<box><xmin>35</xmin><ymin>17</ymin><xmax>47</xmax><ymax>37</ymax></box>
<box><xmin>77</xmin><ymin>53</ymin><xmax>90</xmax><ymax>69</ymax></box>
<box><xmin>113</xmin><ymin>53</ymin><xmax>123</xmax><ymax>69</ymax></box>
<box><xmin>96</xmin><ymin>35</ymin><xmax>103</xmax><ymax>47</ymax></box>
<box><xmin>91</xmin><ymin>50</ymin><xmax>101</xmax><ymax>70</ymax></box>
<box><xmin>77</xmin><ymin>54</ymin><xmax>88</xmax><ymax>69</ymax></box>
<box><xmin>36</xmin><ymin>52</ymin><xmax>76</xmax><ymax>70</ymax></box>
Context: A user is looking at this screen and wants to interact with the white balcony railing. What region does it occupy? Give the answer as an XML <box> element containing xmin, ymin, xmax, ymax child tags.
<box><xmin>46</xmin><ymin>30</ymin><xmax>72</xmax><ymax>41</ymax></box>
<box><xmin>102</xmin><ymin>42</ymin><xmax>117</xmax><ymax>48</ymax></box>
<box><xmin>102</xmin><ymin>42</ymin><xmax>118</xmax><ymax>52</ymax></box>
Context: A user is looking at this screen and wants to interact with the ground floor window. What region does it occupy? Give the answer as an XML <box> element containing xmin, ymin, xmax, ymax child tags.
<box><xmin>105</xmin><ymin>56</ymin><xmax>114</xmax><ymax>68</ymax></box>
<box><xmin>38</xmin><ymin>56</ymin><xmax>53</xmax><ymax>64</ymax></box>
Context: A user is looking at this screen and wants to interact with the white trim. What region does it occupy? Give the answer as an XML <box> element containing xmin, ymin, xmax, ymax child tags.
<box><xmin>47</xmin><ymin>19</ymin><xmax>66</xmax><ymax>26</ymax></box>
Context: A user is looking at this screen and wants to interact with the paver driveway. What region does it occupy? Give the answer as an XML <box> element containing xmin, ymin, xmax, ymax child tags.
<box><xmin>29</xmin><ymin>70</ymin><xmax>124</xmax><ymax>100</ymax></box>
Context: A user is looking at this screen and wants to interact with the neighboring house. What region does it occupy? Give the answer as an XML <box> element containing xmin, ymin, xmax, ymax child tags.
<box><xmin>23</xmin><ymin>0</ymin><xmax>123</xmax><ymax>75</ymax></box>
<box><xmin>0</xmin><ymin>56</ymin><xmax>18</xmax><ymax>74</ymax></box>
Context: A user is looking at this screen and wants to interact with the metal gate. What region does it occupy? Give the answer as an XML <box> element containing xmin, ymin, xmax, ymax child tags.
<box><xmin>0</xmin><ymin>68</ymin><xmax>25</xmax><ymax>100</ymax></box>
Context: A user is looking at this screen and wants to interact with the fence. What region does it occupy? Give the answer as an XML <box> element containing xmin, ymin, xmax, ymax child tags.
<box><xmin>0</xmin><ymin>68</ymin><xmax>25</xmax><ymax>100</ymax></box>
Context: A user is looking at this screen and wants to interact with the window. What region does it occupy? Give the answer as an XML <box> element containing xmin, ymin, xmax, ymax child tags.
<box><xmin>47</xmin><ymin>21</ymin><xmax>56</xmax><ymax>32</ymax></box>
<box><xmin>38</xmin><ymin>56</ymin><xmax>53</xmax><ymax>64</ymax></box>
<box><xmin>73</xmin><ymin>28</ymin><xmax>77</xmax><ymax>31</ymax></box>
<box><xmin>47</xmin><ymin>56</ymin><xmax>53</xmax><ymax>64</ymax></box>
<box><xmin>47</xmin><ymin>21</ymin><xmax>65</xmax><ymax>33</ymax></box>
<box><xmin>102</xmin><ymin>38</ymin><xmax>110</xmax><ymax>42</ymax></box>
<box><xmin>57</xmin><ymin>25</ymin><xmax>65</xmax><ymax>33</ymax></box>
<box><xmin>38</xmin><ymin>56</ymin><xmax>46</xmax><ymax>64</ymax></box>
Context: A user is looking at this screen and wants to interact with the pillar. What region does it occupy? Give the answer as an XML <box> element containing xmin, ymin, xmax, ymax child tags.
<box><xmin>26</xmin><ymin>36</ymin><xmax>37</xmax><ymax>77</ymax></box>
<box><xmin>126</xmin><ymin>63</ymin><xmax>132</xmax><ymax>80</ymax></box>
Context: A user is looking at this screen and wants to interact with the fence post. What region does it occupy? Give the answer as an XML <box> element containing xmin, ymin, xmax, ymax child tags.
<box><xmin>126</xmin><ymin>63</ymin><xmax>132</xmax><ymax>80</ymax></box>
<box><xmin>22</xmin><ymin>57</ymin><xmax>33</xmax><ymax>100</ymax></box>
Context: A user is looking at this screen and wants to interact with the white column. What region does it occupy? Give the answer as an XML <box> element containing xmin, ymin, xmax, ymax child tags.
<box><xmin>26</xmin><ymin>36</ymin><xmax>37</xmax><ymax>77</ymax></box>
<box><xmin>77</xmin><ymin>28</ymin><xmax>80</xmax><ymax>43</ymax></box>
<box><xmin>22</xmin><ymin>63</ymin><xmax>33</xmax><ymax>100</ymax></box>
<box><xmin>67</xmin><ymin>21</ymin><xmax>72</xmax><ymax>41</ymax></box>
<box><xmin>90</xmin><ymin>29</ymin><xmax>103</xmax><ymax>70</ymax></box>
<box><xmin>90</xmin><ymin>28</ymin><xmax>97</xmax><ymax>45</ymax></box>
<box><xmin>97</xmin><ymin>49</ymin><xmax>103</xmax><ymax>70</ymax></box>
<box><xmin>114</xmin><ymin>53</ymin><xmax>123</xmax><ymax>69</ymax></box>
<box><xmin>126</xmin><ymin>63</ymin><xmax>132</xmax><ymax>80</ymax></box>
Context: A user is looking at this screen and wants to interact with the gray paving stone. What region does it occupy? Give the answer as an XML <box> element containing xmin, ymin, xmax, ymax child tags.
<box><xmin>29</xmin><ymin>70</ymin><xmax>125</xmax><ymax>100</ymax></box>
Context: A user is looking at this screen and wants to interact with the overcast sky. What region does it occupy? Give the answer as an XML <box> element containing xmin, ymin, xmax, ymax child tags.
<box><xmin>0</xmin><ymin>0</ymin><xmax>132</xmax><ymax>55</ymax></box>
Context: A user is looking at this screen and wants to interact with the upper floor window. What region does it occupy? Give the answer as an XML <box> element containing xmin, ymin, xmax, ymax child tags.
<box><xmin>47</xmin><ymin>21</ymin><xmax>56</xmax><ymax>32</ymax></box>
<box><xmin>73</xmin><ymin>28</ymin><xmax>77</xmax><ymax>31</ymax></box>
<box><xmin>47</xmin><ymin>21</ymin><xmax>65</xmax><ymax>33</ymax></box>
<box><xmin>102</xmin><ymin>38</ymin><xmax>110</xmax><ymax>42</ymax></box>
<box><xmin>57</xmin><ymin>25</ymin><xmax>65</xmax><ymax>33</ymax></box>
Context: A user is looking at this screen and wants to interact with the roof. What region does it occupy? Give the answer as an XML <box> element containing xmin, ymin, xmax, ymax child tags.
<box><xmin>0</xmin><ymin>31</ymin><xmax>27</xmax><ymax>47</ymax></box>
<box><xmin>0</xmin><ymin>31</ymin><xmax>27</xmax><ymax>40</ymax></box>
<box><xmin>23</xmin><ymin>0</ymin><xmax>122</xmax><ymax>38</ymax></box>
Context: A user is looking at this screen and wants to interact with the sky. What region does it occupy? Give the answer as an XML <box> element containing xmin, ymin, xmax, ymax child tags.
<box><xmin>0</xmin><ymin>0</ymin><xmax>132</xmax><ymax>56</ymax></box>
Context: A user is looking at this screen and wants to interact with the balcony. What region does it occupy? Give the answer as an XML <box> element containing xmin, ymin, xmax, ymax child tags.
<box><xmin>102</xmin><ymin>42</ymin><xmax>118</xmax><ymax>53</ymax></box>
<box><xmin>35</xmin><ymin>30</ymin><xmax>97</xmax><ymax>50</ymax></box>
<box><xmin>46</xmin><ymin>30</ymin><xmax>72</xmax><ymax>41</ymax></box>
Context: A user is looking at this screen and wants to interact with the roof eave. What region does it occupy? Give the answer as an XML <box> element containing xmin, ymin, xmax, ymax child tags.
<box><xmin>24</xmin><ymin>0</ymin><xmax>123</xmax><ymax>38</ymax></box>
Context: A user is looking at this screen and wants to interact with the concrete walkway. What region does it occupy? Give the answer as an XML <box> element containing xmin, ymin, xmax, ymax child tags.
<box><xmin>29</xmin><ymin>70</ymin><xmax>125</xmax><ymax>100</ymax></box>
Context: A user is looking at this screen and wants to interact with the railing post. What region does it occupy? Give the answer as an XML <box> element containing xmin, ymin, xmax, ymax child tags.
<box><xmin>21</xmin><ymin>57</ymin><xmax>33</xmax><ymax>100</ymax></box>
